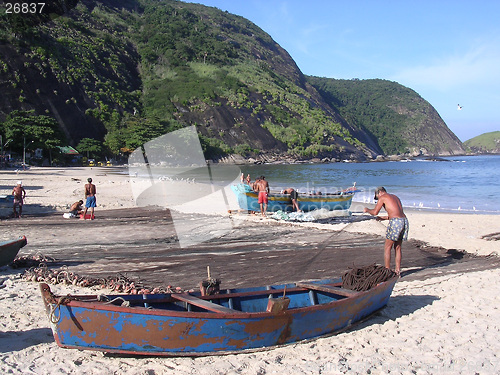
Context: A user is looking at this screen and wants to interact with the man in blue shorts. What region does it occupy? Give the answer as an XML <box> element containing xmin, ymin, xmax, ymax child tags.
<box><xmin>364</xmin><ymin>187</ymin><xmax>409</xmax><ymax>276</ymax></box>
<box><xmin>82</xmin><ymin>178</ymin><xmax>96</xmax><ymax>220</ymax></box>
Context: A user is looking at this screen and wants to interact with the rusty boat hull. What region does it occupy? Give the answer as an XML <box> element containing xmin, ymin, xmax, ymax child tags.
<box><xmin>40</xmin><ymin>277</ymin><xmax>398</xmax><ymax>356</ymax></box>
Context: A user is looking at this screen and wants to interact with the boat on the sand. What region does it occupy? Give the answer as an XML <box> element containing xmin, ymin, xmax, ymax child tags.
<box><xmin>40</xmin><ymin>274</ymin><xmax>398</xmax><ymax>356</ymax></box>
<box><xmin>0</xmin><ymin>236</ymin><xmax>27</xmax><ymax>267</ymax></box>
<box><xmin>231</xmin><ymin>183</ymin><xmax>355</xmax><ymax>212</ymax></box>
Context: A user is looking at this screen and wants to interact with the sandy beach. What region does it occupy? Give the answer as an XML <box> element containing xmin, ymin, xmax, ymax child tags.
<box><xmin>1</xmin><ymin>166</ymin><xmax>499</xmax><ymax>374</ymax></box>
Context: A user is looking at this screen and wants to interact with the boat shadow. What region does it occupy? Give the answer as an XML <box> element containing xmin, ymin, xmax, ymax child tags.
<box><xmin>0</xmin><ymin>328</ymin><xmax>54</xmax><ymax>353</ymax></box>
<box><xmin>346</xmin><ymin>294</ymin><xmax>439</xmax><ymax>333</ymax></box>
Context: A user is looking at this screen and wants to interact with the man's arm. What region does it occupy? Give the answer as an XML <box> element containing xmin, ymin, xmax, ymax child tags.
<box><xmin>364</xmin><ymin>198</ymin><xmax>385</xmax><ymax>216</ymax></box>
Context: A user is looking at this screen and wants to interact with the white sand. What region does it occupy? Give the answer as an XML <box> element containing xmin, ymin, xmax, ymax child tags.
<box><xmin>1</xmin><ymin>166</ymin><xmax>499</xmax><ymax>374</ymax></box>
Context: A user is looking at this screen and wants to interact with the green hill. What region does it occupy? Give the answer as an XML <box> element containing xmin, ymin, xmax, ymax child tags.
<box><xmin>307</xmin><ymin>77</ymin><xmax>465</xmax><ymax>156</ymax></box>
<box><xmin>0</xmin><ymin>0</ymin><xmax>465</xmax><ymax>164</ymax></box>
<box><xmin>464</xmin><ymin>131</ymin><xmax>500</xmax><ymax>153</ymax></box>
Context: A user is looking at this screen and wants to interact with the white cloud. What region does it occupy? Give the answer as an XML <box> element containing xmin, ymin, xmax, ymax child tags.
<box><xmin>391</xmin><ymin>42</ymin><xmax>500</xmax><ymax>91</ymax></box>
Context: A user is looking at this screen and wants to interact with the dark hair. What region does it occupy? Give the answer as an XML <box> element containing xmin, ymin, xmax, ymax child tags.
<box><xmin>87</xmin><ymin>178</ymin><xmax>92</xmax><ymax>182</ymax></box>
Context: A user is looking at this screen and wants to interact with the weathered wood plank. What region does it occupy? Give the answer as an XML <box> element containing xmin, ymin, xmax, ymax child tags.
<box><xmin>171</xmin><ymin>293</ymin><xmax>242</xmax><ymax>313</ymax></box>
<box><xmin>295</xmin><ymin>282</ymin><xmax>359</xmax><ymax>297</ymax></box>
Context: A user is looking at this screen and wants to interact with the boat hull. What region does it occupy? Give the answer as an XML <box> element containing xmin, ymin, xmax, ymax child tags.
<box><xmin>40</xmin><ymin>277</ymin><xmax>398</xmax><ymax>356</ymax></box>
<box><xmin>0</xmin><ymin>236</ymin><xmax>27</xmax><ymax>267</ymax></box>
<box><xmin>231</xmin><ymin>184</ymin><xmax>354</xmax><ymax>212</ymax></box>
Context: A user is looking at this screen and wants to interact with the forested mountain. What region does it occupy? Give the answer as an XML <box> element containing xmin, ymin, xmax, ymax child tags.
<box><xmin>307</xmin><ymin>77</ymin><xmax>465</xmax><ymax>156</ymax></box>
<box><xmin>464</xmin><ymin>131</ymin><xmax>500</xmax><ymax>154</ymax></box>
<box><xmin>0</xmin><ymin>0</ymin><xmax>465</xmax><ymax>164</ymax></box>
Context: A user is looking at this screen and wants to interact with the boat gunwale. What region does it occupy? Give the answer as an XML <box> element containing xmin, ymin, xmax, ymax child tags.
<box><xmin>0</xmin><ymin>235</ymin><xmax>27</xmax><ymax>247</ymax></box>
<box><xmin>40</xmin><ymin>277</ymin><xmax>398</xmax><ymax>320</ymax></box>
<box><xmin>0</xmin><ymin>235</ymin><xmax>27</xmax><ymax>266</ymax></box>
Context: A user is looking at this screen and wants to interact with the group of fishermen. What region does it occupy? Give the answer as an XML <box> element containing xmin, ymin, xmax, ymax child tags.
<box><xmin>240</xmin><ymin>173</ymin><xmax>300</xmax><ymax>217</ymax></box>
<box><xmin>11</xmin><ymin>178</ymin><xmax>97</xmax><ymax>221</ymax></box>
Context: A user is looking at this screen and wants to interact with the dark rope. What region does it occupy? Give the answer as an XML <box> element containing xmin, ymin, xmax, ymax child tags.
<box><xmin>341</xmin><ymin>264</ymin><xmax>396</xmax><ymax>291</ymax></box>
<box><xmin>10</xmin><ymin>253</ymin><xmax>56</xmax><ymax>268</ymax></box>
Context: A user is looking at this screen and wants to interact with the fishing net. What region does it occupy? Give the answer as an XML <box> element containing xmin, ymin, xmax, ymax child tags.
<box><xmin>341</xmin><ymin>264</ymin><xmax>397</xmax><ymax>291</ymax></box>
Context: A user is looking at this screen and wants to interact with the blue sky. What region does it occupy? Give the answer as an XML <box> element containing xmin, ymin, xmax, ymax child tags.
<box><xmin>187</xmin><ymin>0</ymin><xmax>500</xmax><ymax>142</ymax></box>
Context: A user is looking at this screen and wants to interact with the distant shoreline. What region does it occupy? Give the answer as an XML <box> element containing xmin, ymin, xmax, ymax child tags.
<box><xmin>210</xmin><ymin>152</ymin><xmax>499</xmax><ymax>165</ymax></box>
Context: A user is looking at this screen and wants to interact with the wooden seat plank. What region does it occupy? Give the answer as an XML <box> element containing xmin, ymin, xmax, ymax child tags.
<box><xmin>295</xmin><ymin>282</ymin><xmax>359</xmax><ymax>297</ymax></box>
<box><xmin>171</xmin><ymin>293</ymin><xmax>242</xmax><ymax>314</ymax></box>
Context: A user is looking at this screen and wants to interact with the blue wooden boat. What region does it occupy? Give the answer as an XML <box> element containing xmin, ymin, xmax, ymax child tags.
<box><xmin>0</xmin><ymin>236</ymin><xmax>27</xmax><ymax>267</ymax></box>
<box><xmin>231</xmin><ymin>184</ymin><xmax>355</xmax><ymax>212</ymax></box>
<box><xmin>40</xmin><ymin>275</ymin><xmax>398</xmax><ymax>356</ymax></box>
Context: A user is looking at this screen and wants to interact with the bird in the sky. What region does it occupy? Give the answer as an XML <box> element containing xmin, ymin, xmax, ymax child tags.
<box><xmin>457</xmin><ymin>104</ymin><xmax>463</xmax><ymax>110</ymax></box>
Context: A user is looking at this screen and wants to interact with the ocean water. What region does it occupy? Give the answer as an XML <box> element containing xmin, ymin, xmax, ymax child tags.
<box><xmin>240</xmin><ymin>155</ymin><xmax>500</xmax><ymax>214</ymax></box>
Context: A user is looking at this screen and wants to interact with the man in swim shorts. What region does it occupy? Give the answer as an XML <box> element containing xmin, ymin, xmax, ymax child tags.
<box><xmin>82</xmin><ymin>178</ymin><xmax>96</xmax><ymax>220</ymax></box>
<box><xmin>254</xmin><ymin>176</ymin><xmax>269</xmax><ymax>216</ymax></box>
<box><xmin>386</xmin><ymin>217</ymin><xmax>409</xmax><ymax>241</ymax></box>
<box><xmin>12</xmin><ymin>181</ymin><xmax>26</xmax><ymax>218</ymax></box>
<box><xmin>363</xmin><ymin>187</ymin><xmax>409</xmax><ymax>276</ymax></box>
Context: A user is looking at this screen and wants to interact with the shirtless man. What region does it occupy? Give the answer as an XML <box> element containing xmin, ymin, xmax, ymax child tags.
<box><xmin>82</xmin><ymin>178</ymin><xmax>96</xmax><ymax>220</ymax></box>
<box><xmin>364</xmin><ymin>187</ymin><xmax>409</xmax><ymax>275</ymax></box>
<box><xmin>69</xmin><ymin>200</ymin><xmax>84</xmax><ymax>216</ymax></box>
<box><xmin>12</xmin><ymin>181</ymin><xmax>26</xmax><ymax>218</ymax></box>
<box><xmin>282</xmin><ymin>188</ymin><xmax>301</xmax><ymax>212</ymax></box>
<box><xmin>254</xmin><ymin>176</ymin><xmax>269</xmax><ymax>216</ymax></box>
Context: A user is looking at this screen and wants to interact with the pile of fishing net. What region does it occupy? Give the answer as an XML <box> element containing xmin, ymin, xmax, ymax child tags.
<box><xmin>270</xmin><ymin>209</ymin><xmax>355</xmax><ymax>223</ymax></box>
<box><xmin>270</xmin><ymin>210</ymin><xmax>315</xmax><ymax>222</ymax></box>
<box><xmin>341</xmin><ymin>264</ymin><xmax>397</xmax><ymax>291</ymax></box>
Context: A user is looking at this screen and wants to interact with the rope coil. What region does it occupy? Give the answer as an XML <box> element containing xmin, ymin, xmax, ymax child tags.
<box><xmin>341</xmin><ymin>264</ymin><xmax>396</xmax><ymax>291</ymax></box>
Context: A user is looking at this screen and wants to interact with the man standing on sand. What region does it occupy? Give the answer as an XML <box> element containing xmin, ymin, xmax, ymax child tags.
<box><xmin>254</xmin><ymin>176</ymin><xmax>269</xmax><ymax>216</ymax></box>
<box><xmin>364</xmin><ymin>187</ymin><xmax>409</xmax><ymax>276</ymax></box>
<box><xmin>12</xmin><ymin>181</ymin><xmax>26</xmax><ymax>218</ymax></box>
<box><xmin>82</xmin><ymin>178</ymin><xmax>96</xmax><ymax>220</ymax></box>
